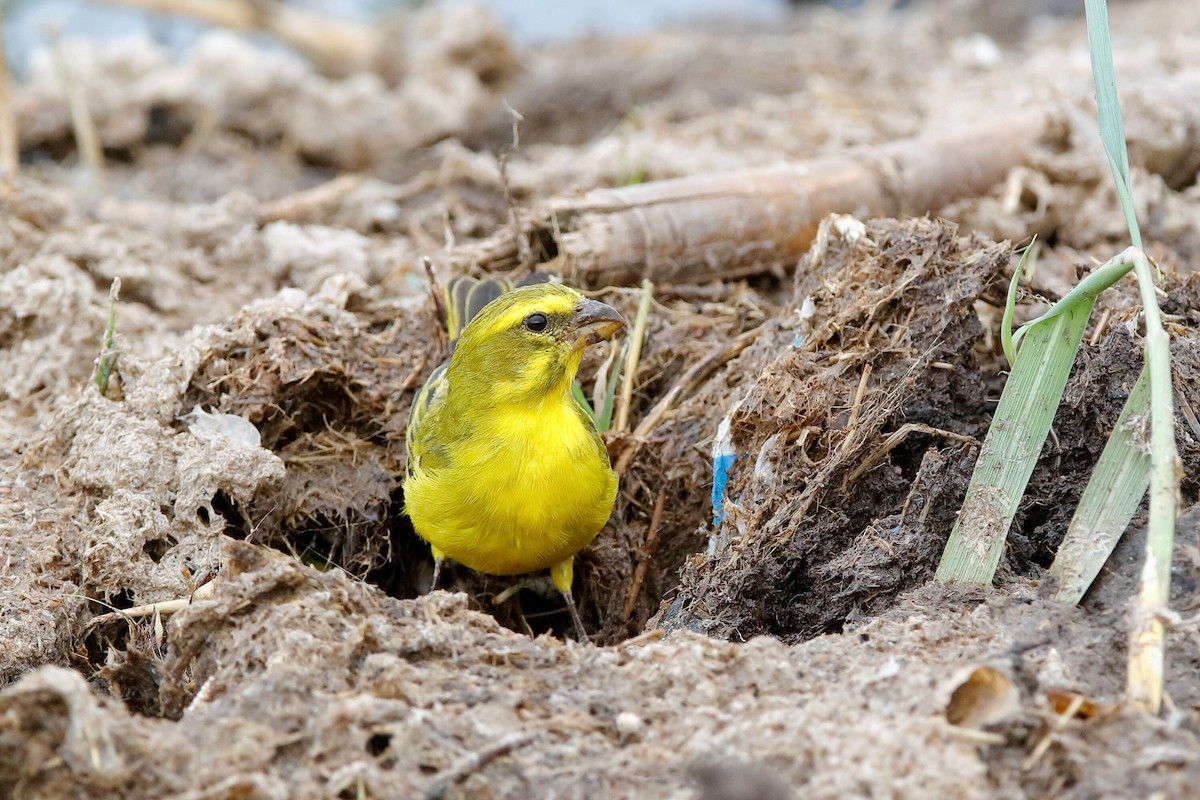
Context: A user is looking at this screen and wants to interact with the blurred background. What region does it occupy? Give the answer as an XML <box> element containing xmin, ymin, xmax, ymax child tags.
<box><xmin>6</xmin><ymin>0</ymin><xmax>798</xmax><ymax>69</ymax></box>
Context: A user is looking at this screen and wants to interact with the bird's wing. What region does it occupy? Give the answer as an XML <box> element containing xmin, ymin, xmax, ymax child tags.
<box><xmin>445</xmin><ymin>273</ymin><xmax>556</xmax><ymax>347</ymax></box>
<box><xmin>405</xmin><ymin>361</ymin><xmax>450</xmax><ymax>478</ymax></box>
<box><xmin>446</xmin><ymin>277</ymin><xmax>511</xmax><ymax>347</ymax></box>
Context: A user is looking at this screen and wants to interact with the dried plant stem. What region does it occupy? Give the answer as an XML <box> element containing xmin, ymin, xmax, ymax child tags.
<box><xmin>617</xmin><ymin>628</ymin><xmax>665</xmax><ymax>650</ymax></box>
<box><xmin>613</xmin><ymin>280</ymin><xmax>653</xmax><ymax>434</ymax></box>
<box><xmin>621</xmin><ymin>492</ymin><xmax>666</xmax><ymax>621</ymax></box>
<box><xmin>844</xmin><ymin>423</ymin><xmax>977</xmax><ymax>486</ymax></box>
<box><xmin>435</xmin><ymin>72</ymin><xmax>1200</xmax><ymax>289</ymax></box>
<box><xmin>614</xmin><ymin>327</ymin><xmax>760</xmax><ymax>476</ymax></box>
<box><xmin>256</xmin><ymin>174</ymin><xmax>366</xmax><ymax>224</ymax></box>
<box><xmin>94</xmin><ymin>277</ymin><xmax>121</xmax><ymax>396</ymax></box>
<box><xmin>0</xmin><ymin>8</ymin><xmax>17</xmax><ymax>178</ymax></box>
<box><xmin>1022</xmin><ymin>694</ymin><xmax>1086</xmax><ymax>771</ymax></box>
<box><xmin>1126</xmin><ymin>248</ymin><xmax>1179</xmax><ymax>714</ymax></box>
<box><xmin>545</xmin><ymin>112</ymin><xmax>1046</xmax><ymax>287</ymax></box>
<box><xmin>47</xmin><ymin>25</ymin><xmax>106</xmax><ymax>190</ymax></box>
<box><xmin>845</xmin><ymin>364</ymin><xmax>872</xmax><ymax>432</ymax></box>
<box><xmin>422</xmin><ymin>731</ymin><xmax>536</xmax><ymax>800</ymax></box>
<box><xmin>87</xmin><ymin>577</ymin><xmax>219</xmax><ymax>625</ymax></box>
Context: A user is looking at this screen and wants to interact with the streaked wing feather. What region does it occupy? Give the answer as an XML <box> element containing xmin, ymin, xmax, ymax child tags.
<box><xmin>406</xmin><ymin>362</ymin><xmax>449</xmax><ymax>477</ymax></box>
<box><xmin>446</xmin><ymin>276</ymin><xmax>514</xmax><ymax>346</ymax></box>
<box><xmin>515</xmin><ymin>271</ymin><xmax>554</xmax><ymax>288</ymax></box>
<box><xmin>446</xmin><ymin>277</ymin><xmax>473</xmax><ymax>342</ymax></box>
<box><xmin>464</xmin><ymin>279</ymin><xmax>510</xmax><ymax>329</ymax></box>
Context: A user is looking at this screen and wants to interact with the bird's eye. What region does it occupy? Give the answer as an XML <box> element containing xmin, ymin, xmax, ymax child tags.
<box><xmin>523</xmin><ymin>313</ymin><xmax>548</xmax><ymax>333</ymax></box>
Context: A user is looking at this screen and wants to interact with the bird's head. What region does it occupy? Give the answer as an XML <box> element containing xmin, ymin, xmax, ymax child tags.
<box><xmin>449</xmin><ymin>283</ymin><xmax>627</xmax><ymax>406</ymax></box>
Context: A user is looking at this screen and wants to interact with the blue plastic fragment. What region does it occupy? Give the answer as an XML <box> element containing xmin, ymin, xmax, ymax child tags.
<box><xmin>711</xmin><ymin>453</ymin><xmax>736</xmax><ymax>525</ymax></box>
<box><xmin>710</xmin><ymin>399</ymin><xmax>744</xmax><ymax>525</ymax></box>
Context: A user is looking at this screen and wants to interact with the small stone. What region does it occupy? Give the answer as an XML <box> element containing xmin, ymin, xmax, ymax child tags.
<box><xmin>615</xmin><ymin>711</ymin><xmax>643</xmax><ymax>741</ymax></box>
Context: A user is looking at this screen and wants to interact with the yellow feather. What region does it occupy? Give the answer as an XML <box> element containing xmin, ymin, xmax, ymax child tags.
<box><xmin>403</xmin><ymin>283</ymin><xmax>625</xmax><ymax>612</ymax></box>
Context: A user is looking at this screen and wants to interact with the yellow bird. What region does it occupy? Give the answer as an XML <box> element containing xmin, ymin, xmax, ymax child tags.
<box><xmin>403</xmin><ymin>279</ymin><xmax>627</xmax><ymax>642</ymax></box>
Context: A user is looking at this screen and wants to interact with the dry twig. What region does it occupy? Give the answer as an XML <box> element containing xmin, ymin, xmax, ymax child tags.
<box><xmin>613</xmin><ymin>327</ymin><xmax>761</xmax><ymax>475</ymax></box>
<box><xmin>256</xmin><ymin>174</ymin><xmax>366</xmax><ymax>224</ymax></box>
<box><xmin>621</xmin><ymin>492</ymin><xmax>667</xmax><ymax>621</ymax></box>
<box><xmin>46</xmin><ymin>24</ymin><xmax>106</xmax><ymax>190</ymax></box>
<box><xmin>87</xmin><ymin>576</ymin><xmax>220</xmax><ymax>628</ymax></box>
<box><xmin>1022</xmin><ymin>694</ymin><xmax>1085</xmax><ymax>771</ymax></box>
<box><xmin>845</xmin><ymin>423</ymin><xmax>979</xmax><ymax>486</ymax></box>
<box><xmin>422</xmin><ymin>731</ymin><xmax>537</xmax><ymax>800</ymax></box>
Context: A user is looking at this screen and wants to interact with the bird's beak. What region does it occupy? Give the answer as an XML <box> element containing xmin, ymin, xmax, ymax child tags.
<box><xmin>568</xmin><ymin>299</ymin><xmax>627</xmax><ymax>350</ymax></box>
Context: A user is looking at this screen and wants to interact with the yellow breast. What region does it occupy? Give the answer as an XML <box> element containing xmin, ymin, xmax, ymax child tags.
<box><xmin>405</xmin><ymin>393</ymin><xmax>617</xmax><ymax>577</ymax></box>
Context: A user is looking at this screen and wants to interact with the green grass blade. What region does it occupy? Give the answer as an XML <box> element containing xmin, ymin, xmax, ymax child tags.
<box><xmin>936</xmin><ymin>295</ymin><xmax>1094</xmax><ymax>585</ymax></box>
<box><xmin>1001</xmin><ymin>238</ymin><xmax>1036</xmax><ymax>367</ymax></box>
<box><xmin>1048</xmin><ymin>365</ymin><xmax>1151</xmax><ymax>604</ymax></box>
<box><xmin>571</xmin><ymin>381</ymin><xmax>599</xmax><ymax>427</ymax></box>
<box><xmin>93</xmin><ymin>277</ymin><xmax>120</xmax><ymax>397</ymax></box>
<box><xmin>1085</xmin><ymin>0</ymin><xmax>1142</xmax><ymax>249</ymax></box>
<box><xmin>1084</xmin><ymin>1</ymin><xmax>1177</xmax><ymax>713</ymax></box>
<box><xmin>595</xmin><ymin>342</ymin><xmax>625</xmax><ymax>432</ymax></box>
<box><xmin>1011</xmin><ymin>252</ymin><xmax>1131</xmax><ymax>351</ymax></box>
<box><xmin>943</xmin><ymin>244</ymin><xmax>1144</xmax><ymax>588</ymax></box>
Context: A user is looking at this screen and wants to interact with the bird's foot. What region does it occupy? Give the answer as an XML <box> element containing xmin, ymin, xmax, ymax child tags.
<box><xmin>563</xmin><ymin>591</ymin><xmax>590</xmax><ymax>645</ymax></box>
